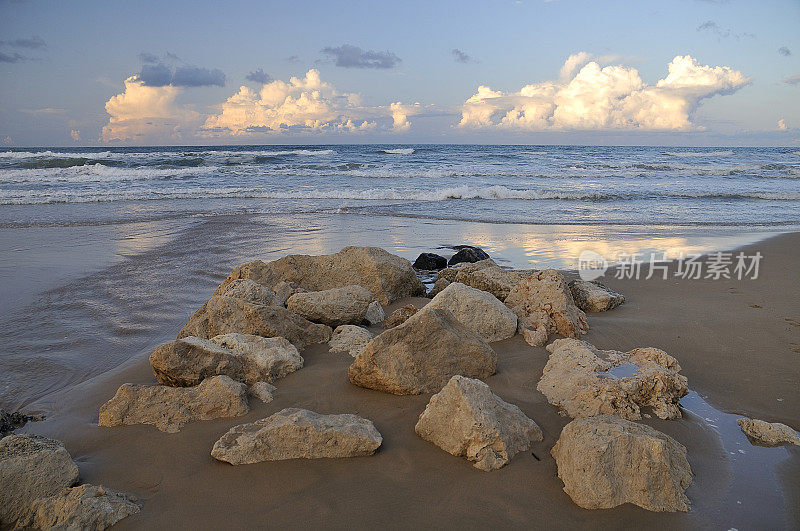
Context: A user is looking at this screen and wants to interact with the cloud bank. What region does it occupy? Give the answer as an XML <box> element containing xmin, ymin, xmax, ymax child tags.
<box><xmin>320</xmin><ymin>44</ymin><xmax>401</xmax><ymax>69</ymax></box>
<box><xmin>136</xmin><ymin>53</ymin><xmax>225</xmax><ymax>87</ymax></box>
<box><xmin>458</xmin><ymin>53</ymin><xmax>750</xmax><ymax>131</ymax></box>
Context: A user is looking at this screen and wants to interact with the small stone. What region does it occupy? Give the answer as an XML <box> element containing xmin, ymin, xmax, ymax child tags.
<box><xmin>211</xmin><ymin>408</ymin><xmax>383</xmax><ymax>464</ymax></box>
<box><xmin>427</xmin><ymin>277</ymin><xmax>451</xmax><ymax>298</ymax></box>
<box><xmin>272</xmin><ymin>280</ymin><xmax>299</xmax><ymax>306</ymax></box>
<box><xmin>249</xmin><ymin>381</ymin><xmax>277</xmax><ymax>403</ymax></box>
<box><xmin>382</xmin><ymin>304</ymin><xmax>418</xmax><ymax>329</ymax></box>
<box><xmin>415</xmin><ymin>375</ymin><xmax>543</xmax><ymax>471</ymax></box>
<box><xmin>569</xmin><ymin>280</ymin><xmax>625</xmax><ymax>312</ymax></box>
<box><xmin>98</xmin><ymin>375</ymin><xmax>249</xmax><ymax>433</ymax></box>
<box><xmin>551</xmin><ymin>415</ymin><xmax>692</xmax><ymax>512</ymax></box>
<box><xmin>329</xmin><ymin>325</ymin><xmax>374</xmax><ymax>357</ymax></box>
<box><xmin>17</xmin><ymin>484</ymin><xmax>140</xmax><ymax>530</ymax></box>
<box><xmin>737</xmin><ymin>417</ymin><xmax>800</xmax><ymax>447</ymax></box>
<box><xmin>364</xmin><ymin>300</ymin><xmax>385</xmax><ymax>325</ymax></box>
<box><xmin>521</xmin><ymin>325</ymin><xmax>548</xmax><ymax>347</ymax></box>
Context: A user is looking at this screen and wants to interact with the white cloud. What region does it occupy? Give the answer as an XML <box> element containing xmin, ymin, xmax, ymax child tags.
<box><xmin>70</xmin><ymin>129</ymin><xmax>80</xmax><ymax>141</ymax></box>
<box><xmin>778</xmin><ymin>118</ymin><xmax>788</xmax><ymax>131</ymax></box>
<box><xmin>100</xmin><ymin>75</ymin><xmax>201</xmax><ymax>143</ymax></box>
<box><xmin>459</xmin><ymin>54</ymin><xmax>751</xmax><ymax>131</ymax></box>
<box><xmin>202</xmin><ymin>69</ymin><xmax>406</xmax><ymax>136</ymax></box>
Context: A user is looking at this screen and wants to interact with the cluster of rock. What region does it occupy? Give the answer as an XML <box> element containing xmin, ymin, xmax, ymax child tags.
<box><xmin>0</xmin><ymin>408</ymin><xmax>41</xmax><ymax>438</ymax></box>
<box><xmin>0</xmin><ymin>434</ymin><xmax>139</xmax><ymax>529</ymax></box>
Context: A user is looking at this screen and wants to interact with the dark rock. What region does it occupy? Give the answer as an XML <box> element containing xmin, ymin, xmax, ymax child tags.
<box><xmin>413</xmin><ymin>253</ymin><xmax>447</xmax><ymax>271</ymax></box>
<box><xmin>448</xmin><ymin>246</ymin><xmax>490</xmax><ymax>266</ymax></box>
<box><xmin>0</xmin><ymin>409</ymin><xmax>42</xmax><ymax>438</ymax></box>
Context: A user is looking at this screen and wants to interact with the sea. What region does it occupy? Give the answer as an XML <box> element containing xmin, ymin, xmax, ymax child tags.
<box><xmin>1</xmin><ymin>144</ymin><xmax>799</xmax><ymax>227</ymax></box>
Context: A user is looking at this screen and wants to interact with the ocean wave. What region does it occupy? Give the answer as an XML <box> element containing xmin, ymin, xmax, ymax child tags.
<box><xmin>381</xmin><ymin>148</ymin><xmax>415</xmax><ymax>155</ymax></box>
<box><xmin>0</xmin><ymin>163</ymin><xmax>212</xmax><ymax>184</ymax></box>
<box><xmin>662</xmin><ymin>150</ymin><xmax>735</xmax><ymax>157</ymax></box>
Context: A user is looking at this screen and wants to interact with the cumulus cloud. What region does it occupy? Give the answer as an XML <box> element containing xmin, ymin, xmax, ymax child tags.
<box><xmin>135</xmin><ymin>52</ymin><xmax>225</xmax><ymax>87</ymax></box>
<box><xmin>778</xmin><ymin>119</ymin><xmax>788</xmax><ymax>131</ymax></box>
<box><xmin>245</xmin><ymin>68</ymin><xmax>272</xmax><ymax>84</ymax></box>
<box><xmin>778</xmin><ymin>46</ymin><xmax>791</xmax><ymax>57</ymax></box>
<box><xmin>202</xmin><ymin>69</ymin><xmax>414</xmax><ymax>136</ymax></box>
<box><xmin>458</xmin><ymin>53</ymin><xmax>750</xmax><ymax>131</ymax></box>
<box><xmin>452</xmin><ymin>49</ymin><xmax>476</xmax><ymax>64</ymax></box>
<box><xmin>100</xmin><ymin>76</ymin><xmax>201</xmax><ymax>142</ymax></box>
<box><xmin>320</xmin><ymin>44</ymin><xmax>401</xmax><ymax>69</ymax></box>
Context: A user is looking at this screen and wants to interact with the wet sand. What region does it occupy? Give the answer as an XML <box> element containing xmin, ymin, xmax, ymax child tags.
<box><xmin>3</xmin><ymin>217</ymin><xmax>799</xmax><ymax>529</ymax></box>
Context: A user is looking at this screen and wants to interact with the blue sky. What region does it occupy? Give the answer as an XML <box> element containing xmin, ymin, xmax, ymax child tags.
<box><xmin>1</xmin><ymin>0</ymin><xmax>798</xmax><ymax>146</ymax></box>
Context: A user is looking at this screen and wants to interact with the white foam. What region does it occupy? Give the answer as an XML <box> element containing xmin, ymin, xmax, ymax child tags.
<box><xmin>381</xmin><ymin>148</ymin><xmax>414</xmax><ymax>155</ymax></box>
<box><xmin>662</xmin><ymin>150</ymin><xmax>735</xmax><ymax>157</ymax></box>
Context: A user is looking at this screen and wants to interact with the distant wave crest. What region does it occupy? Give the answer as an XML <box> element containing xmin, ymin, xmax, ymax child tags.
<box><xmin>381</xmin><ymin>148</ymin><xmax>414</xmax><ymax>155</ymax></box>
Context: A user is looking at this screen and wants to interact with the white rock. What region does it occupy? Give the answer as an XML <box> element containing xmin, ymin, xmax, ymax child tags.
<box><xmin>364</xmin><ymin>301</ymin><xmax>385</xmax><ymax>325</ymax></box>
<box><xmin>426</xmin><ymin>282</ymin><xmax>517</xmax><ymax>342</ymax></box>
<box><xmin>249</xmin><ymin>381</ymin><xmax>277</xmax><ymax>403</ymax></box>
<box><xmin>287</xmin><ymin>285</ymin><xmax>374</xmax><ymax>327</ymax></box>
<box><xmin>737</xmin><ymin>417</ymin><xmax>800</xmax><ymax>447</ymax></box>
<box><xmin>329</xmin><ymin>325</ymin><xmax>374</xmax><ymax>357</ymax></box>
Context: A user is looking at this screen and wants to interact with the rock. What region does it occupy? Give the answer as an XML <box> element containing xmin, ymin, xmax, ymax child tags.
<box><xmin>427</xmin><ymin>277</ymin><xmax>451</xmax><ymax>298</ymax></box>
<box><xmin>249</xmin><ymin>381</ymin><xmax>277</xmax><ymax>403</ymax></box>
<box><xmin>214</xmin><ymin>246</ymin><xmax>426</xmax><ymax>306</ymax></box>
<box><xmin>0</xmin><ymin>434</ymin><xmax>79</xmax><ymax>526</ymax></box>
<box><xmin>737</xmin><ymin>417</ymin><xmax>800</xmax><ymax>447</ymax></box>
<box><xmin>209</xmin><ymin>333</ymin><xmax>304</xmax><ymax>383</ymax></box>
<box><xmin>415</xmin><ymin>375</ymin><xmax>543</xmax><ymax>471</ymax></box>
<box><xmin>348</xmin><ymin>307</ymin><xmax>497</xmax><ymax>395</ymax></box>
<box><xmin>426</xmin><ymin>283</ymin><xmax>517</xmax><ymax>342</ymax></box>
<box><xmin>364</xmin><ymin>300</ymin><xmax>385</xmax><ymax>325</ymax></box>
<box><xmin>454</xmin><ymin>265</ymin><xmax>534</xmax><ymax>302</ymax></box>
<box><xmin>382</xmin><ymin>304</ymin><xmax>418</xmax><ymax>329</ymax></box>
<box><xmin>551</xmin><ymin>415</ymin><xmax>692</xmax><ymax>512</ymax></box>
<box><xmin>521</xmin><ymin>324</ymin><xmax>548</xmax><ymax>347</ymax></box>
<box><xmin>98</xmin><ymin>375</ymin><xmax>249</xmax><ymax>433</ymax></box>
<box><xmin>178</xmin><ymin>295</ymin><xmax>332</xmax><ymax>348</ymax></box>
<box><xmin>413</xmin><ymin>252</ymin><xmax>447</xmax><ymax>270</ymax></box>
<box><xmin>286</xmin><ymin>285</ymin><xmax>374</xmax><ymax>327</ymax></box>
<box><xmin>505</xmin><ymin>269</ymin><xmax>588</xmax><ymax>340</ymax></box>
<box><xmin>569</xmin><ymin>280</ymin><xmax>625</xmax><ymax>312</ymax></box>
<box><xmin>537</xmin><ymin>339</ymin><xmax>688</xmax><ymax>420</ymax></box>
<box><xmin>272</xmin><ymin>280</ymin><xmax>299</xmax><ymax>306</ymax></box>
<box><xmin>329</xmin><ymin>325</ymin><xmax>374</xmax><ymax>357</ymax></box>
<box><xmin>438</xmin><ymin>258</ymin><xmax>498</xmax><ymax>283</ymax></box>
<box><xmin>17</xmin><ymin>484</ymin><xmax>140</xmax><ymax>530</ymax></box>
<box><xmin>211</xmin><ymin>408</ymin><xmax>382</xmax><ymax>464</ymax></box>
<box><xmin>448</xmin><ymin>246</ymin><xmax>490</xmax><ymax>266</ymax></box>
<box><xmin>149</xmin><ymin>334</ymin><xmax>303</xmax><ymax>387</ymax></box>
<box><xmin>0</xmin><ymin>409</ymin><xmax>41</xmax><ymax>438</ymax></box>
<box><xmin>218</xmin><ymin>278</ymin><xmax>281</xmax><ymax>307</ymax></box>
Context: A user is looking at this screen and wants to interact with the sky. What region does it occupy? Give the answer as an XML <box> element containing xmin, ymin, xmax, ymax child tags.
<box><xmin>1</xmin><ymin>0</ymin><xmax>798</xmax><ymax>146</ymax></box>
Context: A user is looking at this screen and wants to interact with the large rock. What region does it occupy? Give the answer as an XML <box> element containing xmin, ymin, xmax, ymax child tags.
<box><xmin>211</xmin><ymin>408</ymin><xmax>382</xmax><ymax>464</ymax></box>
<box><xmin>214</xmin><ymin>246</ymin><xmax>425</xmax><ymax>306</ymax></box>
<box><xmin>426</xmin><ymin>283</ymin><xmax>517</xmax><ymax>342</ymax></box>
<box><xmin>737</xmin><ymin>417</ymin><xmax>800</xmax><ymax>447</ymax></box>
<box><xmin>16</xmin><ymin>484</ymin><xmax>140</xmax><ymax>530</ymax></box>
<box><xmin>0</xmin><ymin>434</ymin><xmax>79</xmax><ymax>526</ymax></box>
<box><xmin>454</xmin><ymin>265</ymin><xmax>533</xmax><ymax>302</ymax></box>
<box><xmin>329</xmin><ymin>325</ymin><xmax>374</xmax><ymax>357</ymax></box>
<box><xmin>437</xmin><ymin>258</ymin><xmax>498</xmax><ymax>283</ymax></box>
<box><xmin>415</xmin><ymin>376</ymin><xmax>542</xmax><ymax>471</ymax></box>
<box><xmin>286</xmin><ymin>285</ymin><xmax>374</xmax><ymax>327</ymax></box>
<box><xmin>448</xmin><ymin>246</ymin><xmax>490</xmax><ymax>266</ymax></box>
<box><xmin>413</xmin><ymin>252</ymin><xmax>447</xmax><ymax>270</ymax></box>
<box><xmin>149</xmin><ymin>334</ymin><xmax>303</xmax><ymax>387</ymax></box>
<box><xmin>537</xmin><ymin>339</ymin><xmax>688</xmax><ymax>420</ymax></box>
<box><xmin>348</xmin><ymin>307</ymin><xmax>497</xmax><ymax>395</ymax></box>
<box><xmin>505</xmin><ymin>269</ymin><xmax>588</xmax><ymax>340</ymax></box>
<box><xmin>98</xmin><ymin>375</ymin><xmax>249</xmax><ymax>433</ymax></box>
<box><xmin>218</xmin><ymin>278</ymin><xmax>282</xmax><ymax>307</ymax></box>
<box><xmin>178</xmin><ymin>295</ymin><xmax>331</xmax><ymax>348</ymax></box>
<box><xmin>551</xmin><ymin>415</ymin><xmax>692</xmax><ymax>512</ymax></box>
<box><xmin>569</xmin><ymin>280</ymin><xmax>625</xmax><ymax>312</ymax></box>
<box><xmin>382</xmin><ymin>304</ymin><xmax>418</xmax><ymax>329</ymax></box>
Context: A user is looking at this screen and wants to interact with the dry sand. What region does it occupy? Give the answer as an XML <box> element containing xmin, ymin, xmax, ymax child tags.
<box><xmin>13</xmin><ymin>232</ymin><xmax>800</xmax><ymax>529</ymax></box>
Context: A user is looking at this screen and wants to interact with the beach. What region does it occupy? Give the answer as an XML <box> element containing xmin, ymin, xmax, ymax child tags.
<box><xmin>1</xmin><ymin>206</ymin><xmax>798</xmax><ymax>529</ymax></box>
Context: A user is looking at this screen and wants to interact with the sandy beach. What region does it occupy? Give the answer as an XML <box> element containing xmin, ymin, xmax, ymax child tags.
<box><xmin>4</xmin><ymin>217</ymin><xmax>797</xmax><ymax>529</ymax></box>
